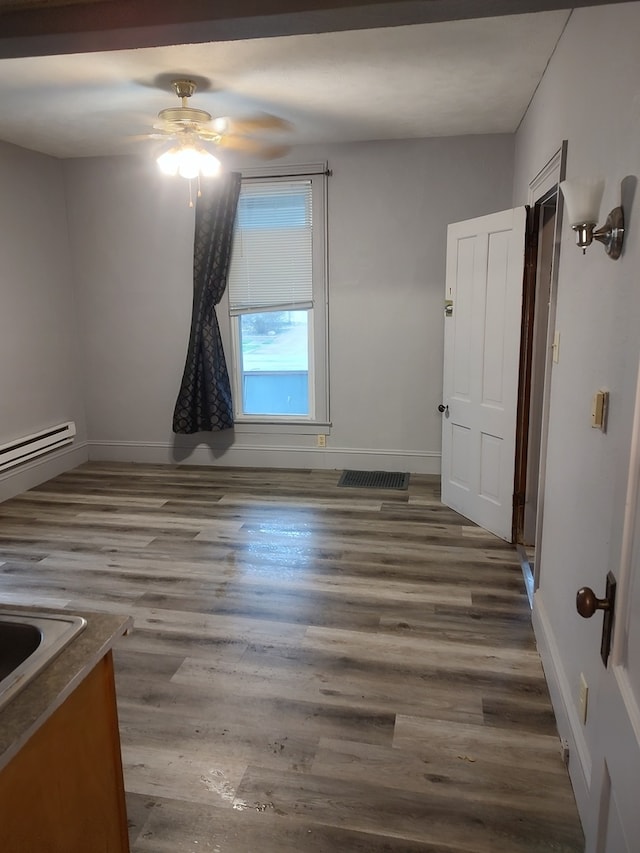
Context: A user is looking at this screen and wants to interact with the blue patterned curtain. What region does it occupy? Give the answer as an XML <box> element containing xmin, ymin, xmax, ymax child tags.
<box><xmin>173</xmin><ymin>172</ymin><xmax>242</xmax><ymax>433</ymax></box>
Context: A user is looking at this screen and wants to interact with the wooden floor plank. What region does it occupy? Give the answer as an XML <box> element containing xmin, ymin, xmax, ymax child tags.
<box><xmin>0</xmin><ymin>463</ymin><xmax>583</xmax><ymax>851</ymax></box>
<box><xmin>233</xmin><ymin>764</ymin><xmax>583</xmax><ymax>852</ymax></box>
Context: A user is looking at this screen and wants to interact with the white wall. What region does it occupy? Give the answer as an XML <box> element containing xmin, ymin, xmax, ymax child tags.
<box><xmin>513</xmin><ymin>1</ymin><xmax>640</xmax><ymax>822</ymax></box>
<box><xmin>0</xmin><ymin>140</ymin><xmax>87</xmax><ymax>501</ymax></box>
<box><xmin>63</xmin><ymin>134</ymin><xmax>514</xmax><ymax>473</ymax></box>
<box><xmin>62</xmin><ymin>156</ymin><xmax>195</xmax><ymax>449</ymax></box>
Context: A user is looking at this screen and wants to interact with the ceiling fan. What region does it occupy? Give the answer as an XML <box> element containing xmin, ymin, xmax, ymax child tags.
<box><xmin>151</xmin><ymin>78</ymin><xmax>291</xmax><ymax>181</ymax></box>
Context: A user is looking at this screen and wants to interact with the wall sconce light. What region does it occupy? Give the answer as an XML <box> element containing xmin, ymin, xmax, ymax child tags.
<box><xmin>559</xmin><ymin>178</ymin><xmax>625</xmax><ymax>260</ymax></box>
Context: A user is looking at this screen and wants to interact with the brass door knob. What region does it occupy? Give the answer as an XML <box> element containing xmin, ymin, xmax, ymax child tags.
<box><xmin>576</xmin><ymin>573</ymin><xmax>617</xmax><ymax>666</ymax></box>
<box><xmin>576</xmin><ymin>586</ymin><xmax>611</xmax><ymax>618</ymax></box>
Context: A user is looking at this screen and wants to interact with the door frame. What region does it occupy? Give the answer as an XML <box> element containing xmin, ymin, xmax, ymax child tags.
<box><xmin>512</xmin><ymin>203</ymin><xmax>539</xmax><ymax>542</ymax></box>
<box><xmin>513</xmin><ymin>142</ymin><xmax>567</xmax><ymax>587</ymax></box>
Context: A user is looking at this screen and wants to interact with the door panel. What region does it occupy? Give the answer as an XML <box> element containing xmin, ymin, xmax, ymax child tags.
<box><xmin>450</xmin><ymin>424</ymin><xmax>471</xmax><ymax>487</ymax></box>
<box><xmin>452</xmin><ymin>238</ymin><xmax>474</xmax><ymax>398</ymax></box>
<box><xmin>586</xmin><ymin>360</ymin><xmax>640</xmax><ymax>852</ymax></box>
<box><xmin>442</xmin><ymin>207</ymin><xmax>527</xmax><ymax>541</ymax></box>
<box><xmin>479</xmin><ymin>434</ymin><xmax>501</xmax><ymax>502</ymax></box>
<box><xmin>483</xmin><ymin>231</ymin><xmax>510</xmax><ymax>404</ymax></box>
<box><xmin>590</xmin><ymin>676</ymin><xmax>639</xmax><ymax>853</ymax></box>
<box><xmin>626</xmin><ymin>554</ymin><xmax>640</xmax><ymax>698</ymax></box>
<box><xmin>601</xmin><ymin>781</ymin><xmax>630</xmax><ymax>853</ymax></box>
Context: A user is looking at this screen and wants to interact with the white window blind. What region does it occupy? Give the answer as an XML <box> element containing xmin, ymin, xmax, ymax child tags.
<box><xmin>228</xmin><ymin>180</ymin><xmax>313</xmax><ymax>315</ymax></box>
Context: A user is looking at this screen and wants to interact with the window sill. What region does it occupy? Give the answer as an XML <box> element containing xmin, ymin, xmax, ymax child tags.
<box><xmin>232</xmin><ymin>421</ymin><xmax>332</xmax><ymax>436</ymax></box>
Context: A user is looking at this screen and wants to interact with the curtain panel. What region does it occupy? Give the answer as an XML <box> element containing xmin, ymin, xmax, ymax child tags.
<box><xmin>173</xmin><ymin>172</ymin><xmax>242</xmax><ymax>434</ymax></box>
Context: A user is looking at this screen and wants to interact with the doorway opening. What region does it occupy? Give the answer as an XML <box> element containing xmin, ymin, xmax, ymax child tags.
<box><xmin>513</xmin><ymin>143</ymin><xmax>567</xmax><ymax>603</ymax></box>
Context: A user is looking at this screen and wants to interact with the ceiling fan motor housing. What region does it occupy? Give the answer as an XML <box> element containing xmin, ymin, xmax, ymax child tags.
<box><xmin>152</xmin><ymin>76</ymin><xmax>290</xmax><ymax>160</ymax></box>
<box><xmin>157</xmin><ymin>79</ymin><xmax>213</xmax><ymax>129</ymax></box>
<box><xmin>158</xmin><ymin>106</ymin><xmax>212</xmax><ymax>126</ymax></box>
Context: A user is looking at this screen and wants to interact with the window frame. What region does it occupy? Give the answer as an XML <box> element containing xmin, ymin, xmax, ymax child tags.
<box><xmin>226</xmin><ymin>163</ymin><xmax>329</xmax><ymax>428</ymax></box>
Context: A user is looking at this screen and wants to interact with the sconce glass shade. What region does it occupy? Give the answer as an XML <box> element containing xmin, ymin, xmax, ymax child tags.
<box><xmin>558</xmin><ymin>177</ymin><xmax>624</xmax><ymax>260</ymax></box>
<box><xmin>559</xmin><ymin>178</ymin><xmax>604</xmax><ymax>226</ymax></box>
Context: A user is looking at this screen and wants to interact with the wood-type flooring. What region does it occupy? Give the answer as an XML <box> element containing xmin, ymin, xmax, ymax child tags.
<box><xmin>0</xmin><ymin>463</ymin><xmax>584</xmax><ymax>852</ymax></box>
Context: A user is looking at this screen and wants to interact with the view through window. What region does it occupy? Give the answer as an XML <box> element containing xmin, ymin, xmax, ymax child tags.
<box><xmin>228</xmin><ymin>172</ymin><xmax>327</xmax><ymax>421</ymax></box>
<box><xmin>238</xmin><ymin>310</ymin><xmax>309</xmax><ymax>415</ymax></box>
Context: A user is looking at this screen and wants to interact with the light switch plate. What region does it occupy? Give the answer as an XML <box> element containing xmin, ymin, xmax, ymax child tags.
<box><xmin>552</xmin><ymin>330</ymin><xmax>560</xmax><ymax>364</ymax></box>
<box><xmin>591</xmin><ymin>390</ymin><xmax>609</xmax><ymax>431</ymax></box>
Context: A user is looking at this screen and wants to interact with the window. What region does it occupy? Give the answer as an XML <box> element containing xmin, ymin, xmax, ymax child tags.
<box><xmin>227</xmin><ymin>168</ymin><xmax>328</xmax><ymax>423</ymax></box>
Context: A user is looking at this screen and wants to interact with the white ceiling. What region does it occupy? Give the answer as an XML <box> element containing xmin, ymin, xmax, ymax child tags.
<box><xmin>0</xmin><ymin>10</ymin><xmax>571</xmax><ymax>160</ymax></box>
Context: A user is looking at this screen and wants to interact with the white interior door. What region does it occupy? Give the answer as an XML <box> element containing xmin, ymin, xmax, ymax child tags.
<box><xmin>585</xmin><ymin>362</ymin><xmax>640</xmax><ymax>853</ymax></box>
<box><xmin>441</xmin><ymin>207</ymin><xmax>527</xmax><ymax>541</ymax></box>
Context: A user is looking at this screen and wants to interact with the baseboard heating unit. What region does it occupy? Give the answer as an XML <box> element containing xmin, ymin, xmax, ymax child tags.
<box><xmin>0</xmin><ymin>421</ymin><xmax>76</xmax><ymax>473</ymax></box>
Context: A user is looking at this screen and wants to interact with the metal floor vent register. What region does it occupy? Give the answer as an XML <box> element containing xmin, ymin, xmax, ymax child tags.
<box><xmin>337</xmin><ymin>470</ymin><xmax>410</xmax><ymax>490</ymax></box>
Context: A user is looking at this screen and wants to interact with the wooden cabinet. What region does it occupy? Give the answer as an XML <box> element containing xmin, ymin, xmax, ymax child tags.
<box><xmin>0</xmin><ymin>651</ymin><xmax>129</xmax><ymax>852</ymax></box>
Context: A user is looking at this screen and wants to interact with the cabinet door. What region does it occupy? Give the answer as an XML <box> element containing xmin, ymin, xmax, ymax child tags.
<box><xmin>0</xmin><ymin>652</ymin><xmax>130</xmax><ymax>853</ymax></box>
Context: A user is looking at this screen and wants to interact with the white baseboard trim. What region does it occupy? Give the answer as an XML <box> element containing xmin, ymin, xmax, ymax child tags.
<box><xmin>0</xmin><ymin>442</ymin><xmax>89</xmax><ymax>504</ymax></box>
<box><xmin>87</xmin><ymin>440</ymin><xmax>441</xmax><ymax>475</ymax></box>
<box><xmin>532</xmin><ymin>591</ymin><xmax>590</xmax><ymax>823</ymax></box>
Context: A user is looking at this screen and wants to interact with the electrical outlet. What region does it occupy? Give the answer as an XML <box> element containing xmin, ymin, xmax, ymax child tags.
<box><xmin>560</xmin><ymin>738</ymin><xmax>570</xmax><ymax>765</ymax></box>
<box><xmin>579</xmin><ymin>673</ymin><xmax>589</xmax><ymax>725</ymax></box>
<box><xmin>316</xmin><ymin>434</ymin><xmax>326</xmax><ymax>448</ymax></box>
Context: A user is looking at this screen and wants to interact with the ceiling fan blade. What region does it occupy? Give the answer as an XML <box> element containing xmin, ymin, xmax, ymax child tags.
<box><xmin>153</xmin><ymin>119</ymin><xmax>183</xmax><ymax>132</ymax></box>
<box><xmin>125</xmin><ymin>132</ymin><xmax>168</xmax><ymax>143</ymax></box>
<box><xmin>217</xmin><ymin>135</ymin><xmax>272</xmax><ymax>152</ymax></box>
<box><xmin>218</xmin><ymin>135</ymin><xmax>290</xmax><ymax>159</ymax></box>
<box><xmin>255</xmin><ymin>145</ymin><xmax>291</xmax><ymax>160</ymax></box>
<box><xmin>222</xmin><ymin>115</ymin><xmax>292</xmax><ymax>136</ymax></box>
<box><xmin>194</xmin><ymin>128</ymin><xmax>223</xmax><ymax>141</ymax></box>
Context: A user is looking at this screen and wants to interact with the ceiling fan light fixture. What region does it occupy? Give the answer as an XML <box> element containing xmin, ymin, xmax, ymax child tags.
<box><xmin>199</xmin><ymin>150</ymin><xmax>222</xmax><ymax>177</ymax></box>
<box><xmin>156</xmin><ymin>143</ymin><xmax>221</xmax><ymax>180</ymax></box>
<box><xmin>151</xmin><ymin>77</ymin><xmax>289</xmax><ymax>200</ymax></box>
<box><xmin>156</xmin><ymin>146</ymin><xmax>180</xmax><ymax>176</ymax></box>
<box><xmin>176</xmin><ymin>147</ymin><xmax>202</xmax><ymax>180</ymax></box>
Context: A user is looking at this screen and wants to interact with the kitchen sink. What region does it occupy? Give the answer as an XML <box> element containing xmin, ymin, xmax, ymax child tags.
<box><xmin>0</xmin><ymin>610</ymin><xmax>87</xmax><ymax>710</ymax></box>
